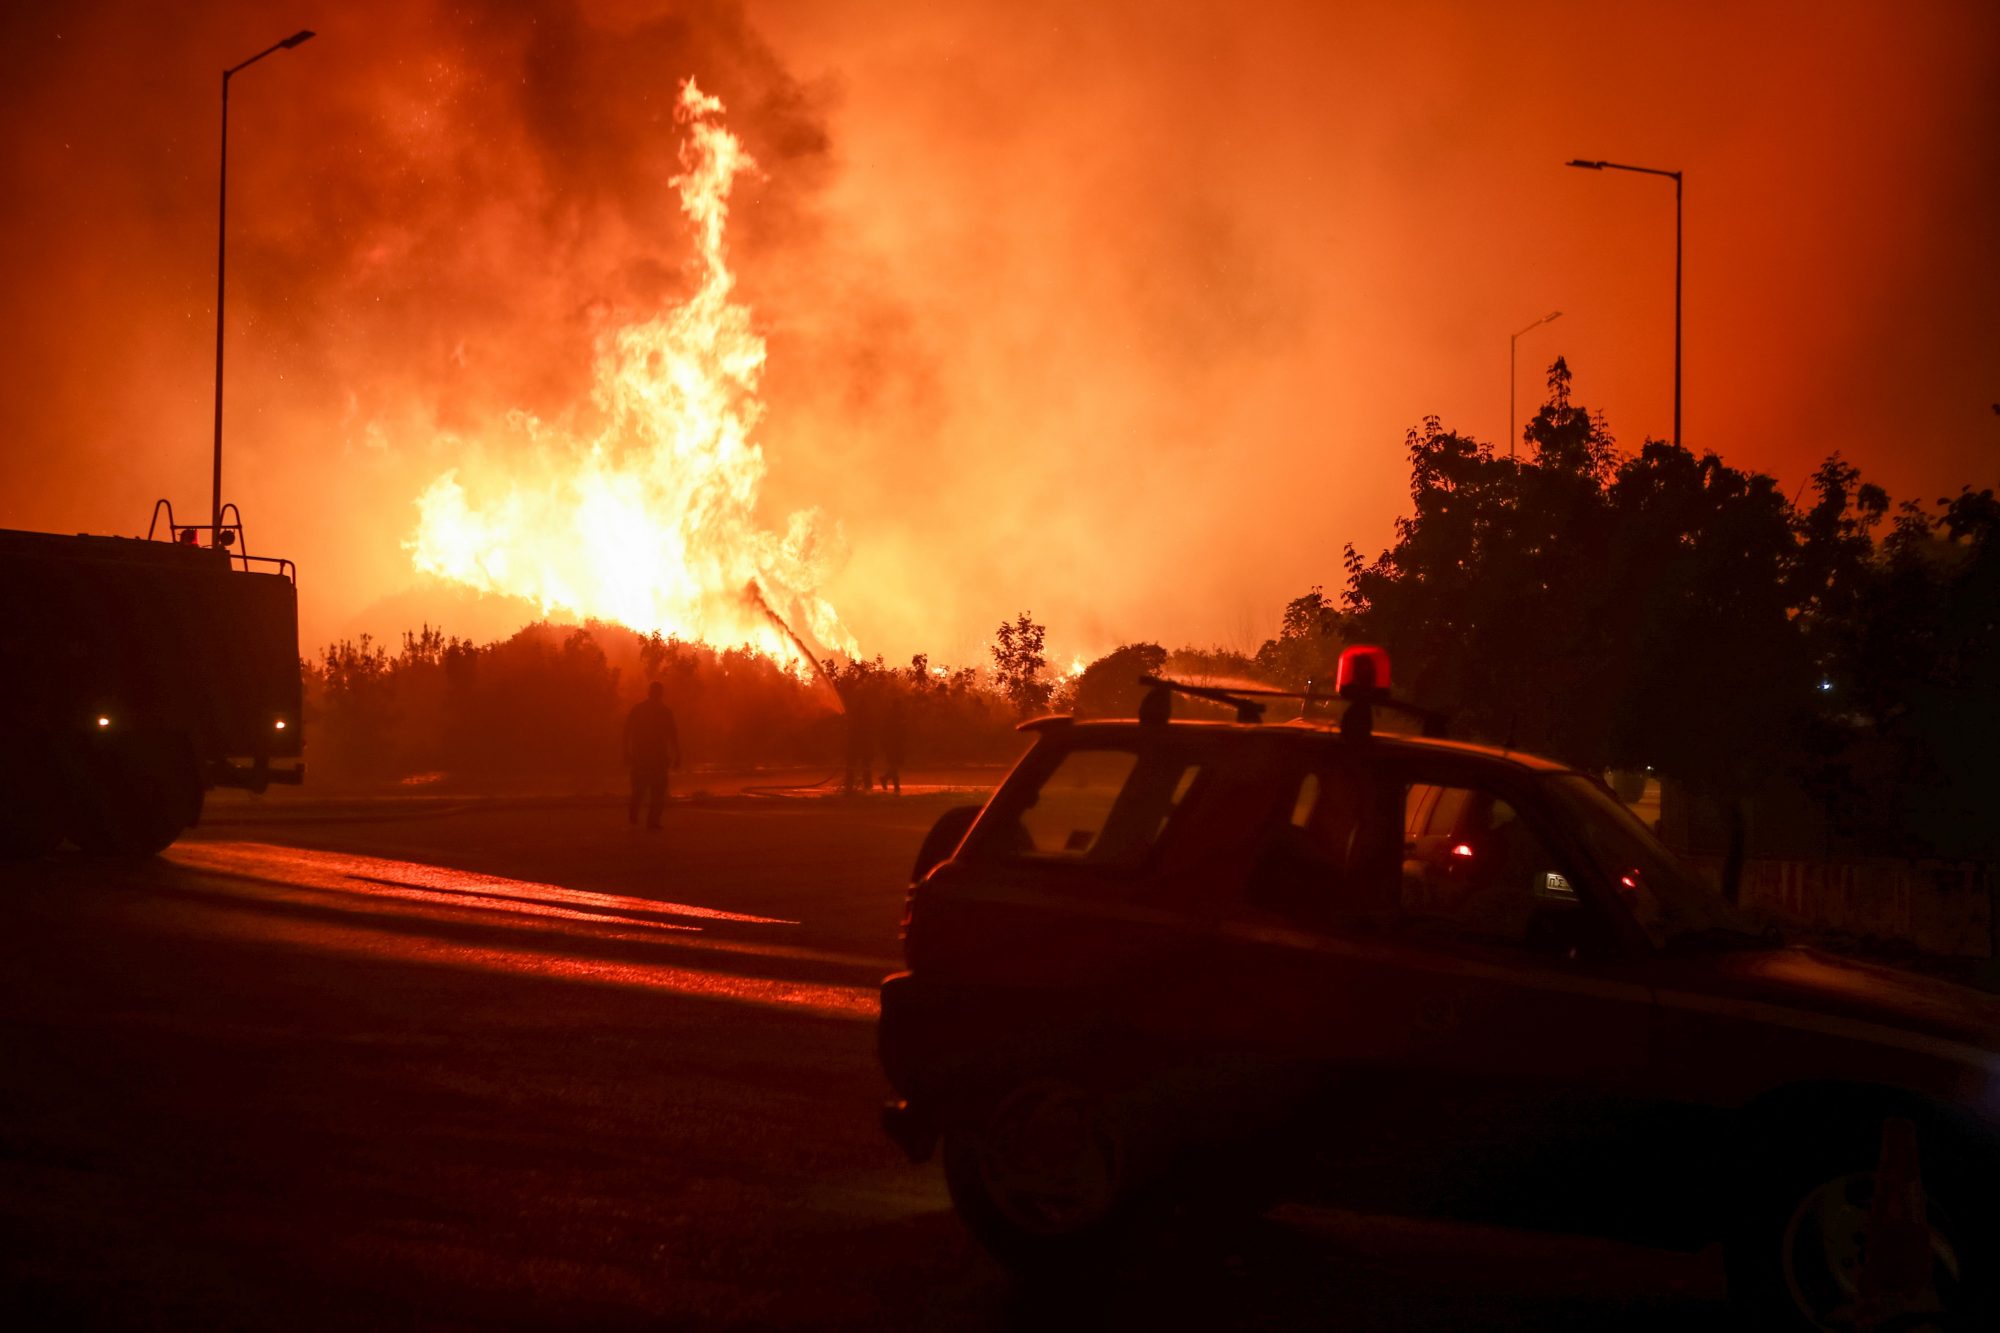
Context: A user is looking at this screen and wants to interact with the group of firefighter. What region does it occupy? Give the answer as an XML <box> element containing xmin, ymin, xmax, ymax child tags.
<box><xmin>620</xmin><ymin>673</ymin><xmax>909</xmax><ymax>826</ymax></box>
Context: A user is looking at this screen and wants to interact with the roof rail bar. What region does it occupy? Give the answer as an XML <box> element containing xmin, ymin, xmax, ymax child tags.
<box><xmin>145</xmin><ymin>498</ymin><xmax>295</xmax><ymax>582</ymax></box>
<box><xmin>1137</xmin><ymin>675</ymin><xmax>1269</xmax><ymax>724</ymax></box>
<box><xmin>1136</xmin><ymin>674</ymin><xmax>1450</xmax><ymax>738</ymax></box>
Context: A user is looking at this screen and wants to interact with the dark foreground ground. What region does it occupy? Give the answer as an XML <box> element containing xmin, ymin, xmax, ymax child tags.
<box><xmin>1</xmin><ymin>779</ymin><xmax>1730</xmax><ymax>1330</ymax></box>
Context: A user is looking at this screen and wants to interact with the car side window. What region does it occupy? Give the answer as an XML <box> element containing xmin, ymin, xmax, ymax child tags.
<box><xmin>1398</xmin><ymin>778</ymin><xmax>1578</xmax><ymax>949</ymax></box>
<box><xmin>1416</xmin><ymin>786</ymin><xmax>1471</xmax><ymax>842</ymax></box>
<box><xmin>1246</xmin><ymin>757</ymin><xmax>1402</xmax><ymax>923</ymax></box>
<box><xmin>993</xmin><ymin>746</ymin><xmax>1202</xmax><ymax>867</ymax></box>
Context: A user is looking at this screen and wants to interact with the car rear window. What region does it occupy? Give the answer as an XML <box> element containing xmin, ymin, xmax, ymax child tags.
<box><xmin>973</xmin><ymin>743</ymin><xmax>1203</xmax><ymax>867</ymax></box>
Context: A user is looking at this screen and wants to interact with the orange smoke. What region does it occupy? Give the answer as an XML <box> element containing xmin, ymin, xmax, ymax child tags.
<box><xmin>405</xmin><ymin>78</ymin><xmax>852</xmax><ymax>669</ymax></box>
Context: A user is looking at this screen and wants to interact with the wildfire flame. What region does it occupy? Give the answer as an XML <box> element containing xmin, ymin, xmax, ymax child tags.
<box><xmin>406</xmin><ymin>79</ymin><xmax>853</xmax><ymax>668</ymax></box>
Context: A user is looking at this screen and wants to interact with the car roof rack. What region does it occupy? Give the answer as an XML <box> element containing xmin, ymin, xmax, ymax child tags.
<box><xmin>1136</xmin><ymin>675</ymin><xmax>1276</xmax><ymax>724</ymax></box>
<box><xmin>1136</xmin><ymin>674</ymin><xmax>1449</xmax><ymax>739</ymax></box>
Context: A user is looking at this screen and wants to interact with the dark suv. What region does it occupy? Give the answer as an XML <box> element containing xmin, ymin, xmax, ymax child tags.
<box><xmin>878</xmin><ymin>664</ymin><xmax>1999</xmax><ymax>1330</ymax></box>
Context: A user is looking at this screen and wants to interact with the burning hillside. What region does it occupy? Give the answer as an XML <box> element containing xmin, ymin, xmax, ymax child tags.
<box><xmin>406</xmin><ymin>79</ymin><xmax>852</xmax><ymax>669</ymax></box>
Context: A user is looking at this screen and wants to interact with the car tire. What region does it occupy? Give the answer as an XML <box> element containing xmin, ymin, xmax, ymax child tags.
<box><xmin>1726</xmin><ymin>1111</ymin><xmax>1996</xmax><ymax>1331</ymax></box>
<box><xmin>942</xmin><ymin>1077</ymin><xmax>1138</xmax><ymax>1283</ymax></box>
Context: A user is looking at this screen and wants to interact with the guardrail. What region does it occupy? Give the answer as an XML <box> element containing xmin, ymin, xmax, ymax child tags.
<box><xmin>1689</xmin><ymin>856</ymin><xmax>1996</xmax><ymax>958</ymax></box>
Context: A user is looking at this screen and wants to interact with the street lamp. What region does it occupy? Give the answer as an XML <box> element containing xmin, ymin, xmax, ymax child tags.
<box><xmin>1509</xmin><ymin>309</ymin><xmax>1562</xmax><ymax>460</ymax></box>
<box><xmin>1566</xmin><ymin>157</ymin><xmax>1681</xmax><ymax>449</ymax></box>
<box><xmin>211</xmin><ymin>29</ymin><xmax>315</xmax><ymax>550</ymax></box>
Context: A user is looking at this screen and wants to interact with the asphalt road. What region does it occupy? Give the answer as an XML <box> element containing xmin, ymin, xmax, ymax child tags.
<box><xmin>0</xmin><ymin>789</ymin><xmax>1730</xmax><ymax>1330</ymax></box>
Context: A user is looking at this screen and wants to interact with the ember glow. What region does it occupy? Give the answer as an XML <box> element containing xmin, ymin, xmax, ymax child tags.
<box><xmin>406</xmin><ymin>79</ymin><xmax>852</xmax><ymax>667</ymax></box>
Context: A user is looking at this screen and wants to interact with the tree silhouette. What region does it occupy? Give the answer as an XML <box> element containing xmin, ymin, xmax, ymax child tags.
<box><xmin>1336</xmin><ymin>356</ymin><xmax>2000</xmax><ymax>858</ymax></box>
<box><xmin>1070</xmin><ymin>642</ymin><xmax>1168</xmax><ymax>717</ymax></box>
<box><xmin>1809</xmin><ymin>482</ymin><xmax>2000</xmax><ymax>855</ymax></box>
<box><xmin>990</xmin><ymin>612</ymin><xmax>1051</xmax><ymax>715</ymax></box>
<box><xmin>1254</xmin><ymin>586</ymin><xmax>1345</xmax><ymax>688</ymax></box>
<box><xmin>1348</xmin><ymin>360</ymin><xmax>1800</xmax><ymax>786</ymax></box>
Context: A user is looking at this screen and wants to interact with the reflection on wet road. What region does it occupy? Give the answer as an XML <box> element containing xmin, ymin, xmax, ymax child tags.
<box><xmin>157</xmin><ymin>841</ymin><xmax>887</xmax><ymax>1021</ymax></box>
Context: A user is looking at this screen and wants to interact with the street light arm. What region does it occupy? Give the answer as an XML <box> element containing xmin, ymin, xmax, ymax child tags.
<box><xmin>1569</xmin><ymin>157</ymin><xmax>1680</xmax><ymax>182</ymax></box>
<box><xmin>1564</xmin><ymin>154</ymin><xmax>1680</xmax><ymax>448</ymax></box>
<box><xmin>225</xmin><ymin>30</ymin><xmax>315</xmax><ymax>78</ymax></box>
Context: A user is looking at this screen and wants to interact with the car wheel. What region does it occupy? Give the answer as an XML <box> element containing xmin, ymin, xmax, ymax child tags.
<box><xmin>1728</xmin><ymin>1113</ymin><xmax>1994</xmax><ymax>1331</ymax></box>
<box><xmin>942</xmin><ymin>1078</ymin><xmax>1131</xmax><ymax>1280</ymax></box>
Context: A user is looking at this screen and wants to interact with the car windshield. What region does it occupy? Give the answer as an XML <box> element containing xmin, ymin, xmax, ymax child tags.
<box><xmin>1540</xmin><ymin>773</ymin><xmax>1767</xmax><ymax>951</ymax></box>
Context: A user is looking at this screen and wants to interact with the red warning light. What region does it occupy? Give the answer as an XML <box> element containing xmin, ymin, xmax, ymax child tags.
<box><xmin>1450</xmin><ymin>842</ymin><xmax>1475</xmax><ymax>859</ymax></box>
<box><xmin>1336</xmin><ymin>645</ymin><xmax>1392</xmax><ymax>698</ymax></box>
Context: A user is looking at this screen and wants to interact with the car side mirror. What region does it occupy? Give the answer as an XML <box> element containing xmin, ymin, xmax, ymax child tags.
<box><xmin>911</xmin><ymin>804</ymin><xmax>983</xmax><ymax>884</ymax></box>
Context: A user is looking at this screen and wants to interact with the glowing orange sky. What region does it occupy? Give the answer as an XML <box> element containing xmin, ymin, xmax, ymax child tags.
<box><xmin>2</xmin><ymin>1</ymin><xmax>1994</xmax><ymax>666</ymax></box>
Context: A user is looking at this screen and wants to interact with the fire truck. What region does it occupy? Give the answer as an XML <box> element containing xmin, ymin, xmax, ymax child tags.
<box><xmin>0</xmin><ymin>503</ymin><xmax>303</xmax><ymax>857</ymax></box>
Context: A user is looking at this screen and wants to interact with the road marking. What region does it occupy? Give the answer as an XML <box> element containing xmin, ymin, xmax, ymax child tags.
<box><xmin>154</xmin><ymin>842</ymin><xmax>885</xmax><ymax>1020</ymax></box>
<box><xmin>170</xmin><ymin>842</ymin><xmax>798</xmax><ymax>925</ymax></box>
<box><xmin>143</xmin><ymin>892</ymin><xmax>881</xmax><ymax>1020</ymax></box>
<box><xmin>166</xmin><ymin>841</ymin><xmax>900</xmax><ymax>970</ymax></box>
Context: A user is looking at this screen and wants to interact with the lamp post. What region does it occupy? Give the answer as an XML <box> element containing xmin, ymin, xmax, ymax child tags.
<box><xmin>211</xmin><ymin>29</ymin><xmax>314</xmax><ymax>549</ymax></box>
<box><xmin>1509</xmin><ymin>309</ymin><xmax>1562</xmax><ymax>460</ymax></box>
<box><xmin>1566</xmin><ymin>157</ymin><xmax>1681</xmax><ymax>449</ymax></box>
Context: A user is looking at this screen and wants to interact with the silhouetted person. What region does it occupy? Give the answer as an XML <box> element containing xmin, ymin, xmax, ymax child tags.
<box><xmin>843</xmin><ymin>679</ymin><xmax>876</xmax><ymax>795</ymax></box>
<box><xmin>624</xmin><ymin>681</ymin><xmax>681</xmax><ymax>831</ymax></box>
<box><xmin>879</xmin><ymin>693</ymin><xmax>907</xmax><ymax>795</ymax></box>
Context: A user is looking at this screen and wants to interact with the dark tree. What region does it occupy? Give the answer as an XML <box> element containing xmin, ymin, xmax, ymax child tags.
<box><xmin>1070</xmin><ymin>642</ymin><xmax>1169</xmax><ymax>717</ymax></box>
<box><xmin>1344</xmin><ymin>385</ymin><xmax>1623</xmax><ymax>768</ymax></box>
<box><xmin>990</xmin><ymin>612</ymin><xmax>1052</xmax><ymax>715</ymax></box>
<box><xmin>1254</xmin><ymin>586</ymin><xmax>1346</xmax><ymax>688</ymax></box>
<box><xmin>1346</xmin><ymin>359</ymin><xmax>1806</xmax><ymax>791</ymax></box>
<box><xmin>1810</xmin><ymin>483</ymin><xmax>2000</xmax><ymax>856</ymax></box>
<box><xmin>1602</xmin><ymin>438</ymin><xmax>1810</xmax><ymax>862</ymax></box>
